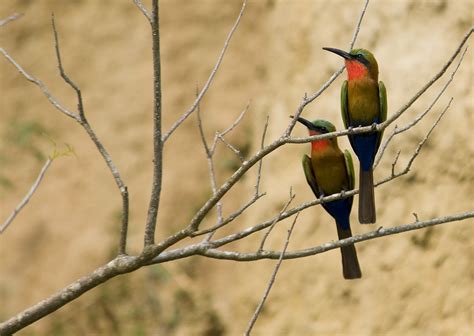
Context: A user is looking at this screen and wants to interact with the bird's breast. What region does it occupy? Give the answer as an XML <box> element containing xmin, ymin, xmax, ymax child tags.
<box><xmin>348</xmin><ymin>79</ymin><xmax>380</xmax><ymax>125</ymax></box>
<box><xmin>311</xmin><ymin>149</ymin><xmax>348</xmax><ymax>195</ymax></box>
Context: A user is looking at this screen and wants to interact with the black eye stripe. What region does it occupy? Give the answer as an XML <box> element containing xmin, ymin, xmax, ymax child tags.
<box><xmin>314</xmin><ymin>126</ymin><xmax>328</xmax><ymax>133</ymax></box>
<box><xmin>356</xmin><ymin>54</ymin><xmax>369</xmax><ymax>66</ymax></box>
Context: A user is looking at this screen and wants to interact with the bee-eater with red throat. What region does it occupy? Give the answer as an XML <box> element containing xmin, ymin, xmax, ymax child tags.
<box><xmin>322</xmin><ymin>47</ymin><xmax>387</xmax><ymax>224</ymax></box>
<box><xmin>296</xmin><ymin>117</ymin><xmax>362</xmax><ymax>279</ymax></box>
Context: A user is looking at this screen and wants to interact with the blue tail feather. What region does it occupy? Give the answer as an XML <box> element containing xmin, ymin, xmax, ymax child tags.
<box><xmin>323</xmin><ymin>199</ymin><xmax>352</xmax><ymax>230</ymax></box>
<box><xmin>352</xmin><ymin>133</ymin><xmax>378</xmax><ymax>171</ymax></box>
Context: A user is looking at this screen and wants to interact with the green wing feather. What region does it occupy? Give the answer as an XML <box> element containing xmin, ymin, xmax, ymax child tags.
<box><xmin>344</xmin><ymin>150</ymin><xmax>355</xmax><ymax>190</ymax></box>
<box><xmin>341</xmin><ymin>80</ymin><xmax>355</xmax><ymax>149</ymax></box>
<box><xmin>376</xmin><ymin>81</ymin><xmax>388</xmax><ymax>151</ymax></box>
<box><xmin>302</xmin><ymin>155</ymin><xmax>320</xmax><ymax>198</ymax></box>
<box><xmin>343</xmin><ymin>149</ymin><xmax>355</xmax><ymax>211</ymax></box>
<box><xmin>340</xmin><ymin>80</ymin><xmax>350</xmax><ymax>129</ymax></box>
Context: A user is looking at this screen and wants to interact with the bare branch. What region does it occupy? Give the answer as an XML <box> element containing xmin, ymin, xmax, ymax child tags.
<box><xmin>191</xmin><ymin>192</ymin><xmax>266</xmax><ymax>237</ymax></box>
<box><xmin>162</xmin><ymin>0</ymin><xmax>247</xmax><ymax>142</ymax></box>
<box><xmin>195</xmin><ymin>89</ymin><xmax>223</xmax><ymax>237</ymax></box>
<box><xmin>377</xmin><ymin>98</ymin><xmax>452</xmax><ymax>185</ymax></box>
<box><xmin>391</xmin><ymin>150</ymin><xmax>401</xmax><ymax>177</ymax></box>
<box><xmin>403</xmin><ymin>102</ymin><xmax>450</xmax><ymax>173</ymax></box>
<box><xmin>151</xmin><ymin>210</ymin><xmax>473</xmax><ymax>265</ymax></box>
<box><xmin>210</xmin><ymin>101</ymin><xmax>250</xmax><ymax>160</ymax></box>
<box><xmin>1</xmin><ymin>17</ymin><xmax>131</xmax><ymax>253</ymax></box>
<box><xmin>200</xmin><ymin>211</ymin><xmax>474</xmax><ymax>261</ymax></box>
<box><xmin>374</xmin><ymin>47</ymin><xmax>468</xmax><ymax>167</ymax></box>
<box><xmin>0</xmin><ymin>158</ymin><xmax>52</xmax><ymax>234</ymax></box>
<box><xmin>144</xmin><ymin>0</ymin><xmax>163</xmax><ymax>246</ymax></box>
<box><xmin>52</xmin><ymin>14</ymin><xmax>85</xmax><ymax>121</ymax></box>
<box><xmin>0</xmin><ymin>12</ymin><xmax>23</xmax><ymax>27</ymax></box>
<box><xmin>0</xmin><ymin>47</ymin><xmax>78</xmax><ymax>119</ymax></box>
<box><xmin>255</xmin><ymin>115</ymin><xmax>269</xmax><ymax>197</ymax></box>
<box><xmin>381</xmin><ymin>28</ymin><xmax>472</xmax><ymax>129</ymax></box>
<box><xmin>0</xmin><ymin>255</ymin><xmax>141</xmax><ymax>335</ymax></box>
<box><xmin>348</xmin><ymin>0</ymin><xmax>370</xmax><ymax>50</ymax></box>
<box><xmin>258</xmin><ymin>188</ymin><xmax>294</xmax><ymax>252</ymax></box>
<box><xmin>133</xmin><ymin>0</ymin><xmax>152</xmax><ymax>23</ymax></box>
<box><xmin>245</xmin><ymin>212</ymin><xmax>299</xmax><ymax>335</ymax></box>
<box><xmin>217</xmin><ymin>134</ymin><xmax>244</xmax><ymax>161</ymax></box>
<box><xmin>219</xmin><ymin>101</ymin><xmax>250</xmax><ymax>138</ymax></box>
<box><xmin>51</xmin><ymin>15</ymin><xmax>130</xmax><ymax>255</ymax></box>
<box><xmin>193</xmin><ymin>98</ymin><xmax>253</xmax><ymax>239</ymax></box>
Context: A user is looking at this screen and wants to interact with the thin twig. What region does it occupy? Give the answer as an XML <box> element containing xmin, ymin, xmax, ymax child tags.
<box><xmin>256</xmin><ymin>116</ymin><xmax>269</xmax><ymax>197</ymax></box>
<box><xmin>51</xmin><ymin>15</ymin><xmax>130</xmax><ymax>255</ymax></box>
<box><xmin>52</xmin><ymin>15</ymin><xmax>85</xmax><ymax>121</ymax></box>
<box><xmin>191</xmin><ymin>192</ymin><xmax>266</xmax><ymax>237</ymax></box>
<box><xmin>0</xmin><ymin>158</ymin><xmax>52</xmax><ymax>234</ymax></box>
<box><xmin>0</xmin><ymin>12</ymin><xmax>23</xmax><ymax>27</ymax></box>
<box><xmin>144</xmin><ymin>0</ymin><xmax>163</xmax><ymax>247</ymax></box>
<box><xmin>133</xmin><ymin>0</ymin><xmax>152</xmax><ymax>23</ymax></box>
<box><xmin>217</xmin><ymin>134</ymin><xmax>244</xmax><ymax>162</ymax></box>
<box><xmin>391</xmin><ymin>150</ymin><xmax>401</xmax><ymax>176</ymax></box>
<box><xmin>218</xmin><ymin>101</ymin><xmax>250</xmax><ymax>140</ymax></box>
<box><xmin>162</xmin><ymin>0</ymin><xmax>247</xmax><ymax>142</ymax></box>
<box><xmin>193</xmin><ymin>102</ymin><xmax>251</xmax><ymax>238</ymax></box>
<box><xmin>377</xmin><ymin>98</ymin><xmax>452</xmax><ymax>185</ymax></box>
<box><xmin>195</xmin><ymin>87</ymin><xmax>223</xmax><ymax>241</ymax></box>
<box><xmin>245</xmin><ymin>212</ymin><xmax>299</xmax><ymax>335</ymax></box>
<box><xmin>0</xmin><ymin>47</ymin><xmax>78</xmax><ymax>119</ymax></box>
<box><xmin>258</xmin><ymin>188</ymin><xmax>294</xmax><ymax>252</ymax></box>
<box><xmin>210</xmin><ymin>102</ymin><xmax>250</xmax><ymax>155</ymax></box>
<box><xmin>381</xmin><ymin>28</ymin><xmax>472</xmax><ymax>129</ymax></box>
<box><xmin>349</xmin><ymin>0</ymin><xmax>370</xmax><ymax>50</ymax></box>
<box><xmin>374</xmin><ymin>47</ymin><xmax>468</xmax><ymax>167</ymax></box>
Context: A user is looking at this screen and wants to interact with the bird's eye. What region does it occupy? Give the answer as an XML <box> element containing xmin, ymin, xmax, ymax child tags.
<box><xmin>358</xmin><ymin>54</ymin><xmax>364</xmax><ymax>59</ymax></box>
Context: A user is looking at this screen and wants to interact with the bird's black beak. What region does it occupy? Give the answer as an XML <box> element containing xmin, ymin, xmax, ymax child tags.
<box><xmin>293</xmin><ymin>116</ymin><xmax>316</xmax><ymax>131</ymax></box>
<box><xmin>322</xmin><ymin>47</ymin><xmax>353</xmax><ymax>60</ymax></box>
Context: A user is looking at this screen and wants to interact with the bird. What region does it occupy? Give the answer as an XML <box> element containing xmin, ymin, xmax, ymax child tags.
<box><xmin>322</xmin><ymin>47</ymin><xmax>387</xmax><ymax>224</ymax></box>
<box><xmin>295</xmin><ymin>116</ymin><xmax>361</xmax><ymax>279</ymax></box>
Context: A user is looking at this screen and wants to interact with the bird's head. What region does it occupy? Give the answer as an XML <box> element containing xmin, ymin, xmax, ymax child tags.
<box><xmin>323</xmin><ymin>47</ymin><xmax>378</xmax><ymax>81</ymax></box>
<box><xmin>294</xmin><ymin>117</ymin><xmax>338</xmax><ymax>151</ymax></box>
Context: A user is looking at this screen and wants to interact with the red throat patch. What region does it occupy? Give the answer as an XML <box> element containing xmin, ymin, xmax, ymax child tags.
<box><xmin>309</xmin><ymin>130</ymin><xmax>330</xmax><ymax>151</ymax></box>
<box><xmin>345</xmin><ymin>60</ymin><xmax>368</xmax><ymax>80</ymax></box>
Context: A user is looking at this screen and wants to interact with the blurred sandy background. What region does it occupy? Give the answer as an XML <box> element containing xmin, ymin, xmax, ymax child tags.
<box><xmin>1</xmin><ymin>0</ymin><xmax>473</xmax><ymax>335</ymax></box>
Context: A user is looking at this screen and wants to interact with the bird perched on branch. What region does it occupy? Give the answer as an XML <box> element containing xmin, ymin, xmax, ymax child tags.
<box><xmin>295</xmin><ymin>117</ymin><xmax>361</xmax><ymax>279</ymax></box>
<box><xmin>323</xmin><ymin>47</ymin><xmax>387</xmax><ymax>224</ymax></box>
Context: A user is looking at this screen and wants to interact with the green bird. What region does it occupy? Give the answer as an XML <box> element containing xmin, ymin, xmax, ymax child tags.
<box><xmin>323</xmin><ymin>47</ymin><xmax>387</xmax><ymax>224</ymax></box>
<box><xmin>296</xmin><ymin>117</ymin><xmax>361</xmax><ymax>279</ymax></box>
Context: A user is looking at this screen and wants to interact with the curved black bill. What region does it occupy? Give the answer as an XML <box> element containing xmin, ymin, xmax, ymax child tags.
<box><xmin>294</xmin><ymin>116</ymin><xmax>316</xmax><ymax>131</ymax></box>
<box><xmin>323</xmin><ymin>47</ymin><xmax>353</xmax><ymax>60</ymax></box>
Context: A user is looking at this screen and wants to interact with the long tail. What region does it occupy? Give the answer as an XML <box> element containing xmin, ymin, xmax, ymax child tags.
<box><xmin>359</xmin><ymin>166</ymin><xmax>376</xmax><ymax>224</ymax></box>
<box><xmin>336</xmin><ymin>225</ymin><xmax>362</xmax><ymax>279</ymax></box>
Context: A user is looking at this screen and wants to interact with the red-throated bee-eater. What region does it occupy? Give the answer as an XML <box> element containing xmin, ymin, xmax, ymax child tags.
<box><xmin>322</xmin><ymin>47</ymin><xmax>387</xmax><ymax>224</ymax></box>
<box><xmin>296</xmin><ymin>117</ymin><xmax>361</xmax><ymax>279</ymax></box>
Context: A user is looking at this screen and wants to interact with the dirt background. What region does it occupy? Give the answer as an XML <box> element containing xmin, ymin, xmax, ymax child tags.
<box><xmin>1</xmin><ymin>0</ymin><xmax>473</xmax><ymax>335</ymax></box>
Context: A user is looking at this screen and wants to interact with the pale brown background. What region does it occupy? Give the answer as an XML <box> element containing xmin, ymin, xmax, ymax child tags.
<box><xmin>1</xmin><ymin>0</ymin><xmax>473</xmax><ymax>335</ymax></box>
